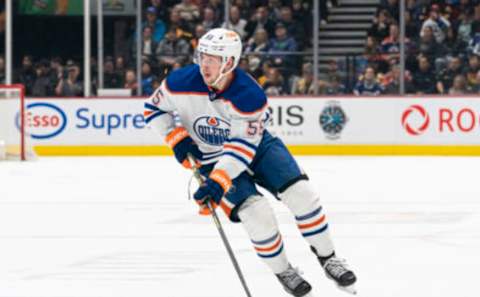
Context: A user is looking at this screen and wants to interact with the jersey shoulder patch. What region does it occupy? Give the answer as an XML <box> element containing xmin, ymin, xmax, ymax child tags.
<box><xmin>221</xmin><ymin>69</ymin><xmax>267</xmax><ymax>114</ymax></box>
<box><xmin>165</xmin><ymin>64</ymin><xmax>209</xmax><ymax>94</ymax></box>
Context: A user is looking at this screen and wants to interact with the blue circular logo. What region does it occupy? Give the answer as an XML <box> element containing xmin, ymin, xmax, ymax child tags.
<box><xmin>319</xmin><ymin>102</ymin><xmax>347</xmax><ymax>140</ymax></box>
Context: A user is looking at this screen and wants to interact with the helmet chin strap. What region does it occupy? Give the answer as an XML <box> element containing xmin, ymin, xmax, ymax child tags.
<box><xmin>208</xmin><ymin>57</ymin><xmax>235</xmax><ymax>90</ymax></box>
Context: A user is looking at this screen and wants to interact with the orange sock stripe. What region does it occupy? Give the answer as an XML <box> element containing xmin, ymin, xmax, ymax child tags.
<box><xmin>165</xmin><ymin>127</ymin><xmax>189</xmax><ymax>148</ymax></box>
<box><xmin>223</xmin><ymin>144</ymin><xmax>254</xmax><ymax>159</ymax></box>
<box><xmin>298</xmin><ymin>215</ymin><xmax>326</xmax><ymax>229</ymax></box>
<box><xmin>210</xmin><ymin>169</ymin><xmax>232</xmax><ymax>192</ymax></box>
<box><xmin>254</xmin><ymin>235</ymin><xmax>282</xmax><ymax>252</ymax></box>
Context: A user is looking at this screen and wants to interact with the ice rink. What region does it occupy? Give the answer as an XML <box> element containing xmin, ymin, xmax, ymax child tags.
<box><xmin>0</xmin><ymin>156</ymin><xmax>479</xmax><ymax>297</ymax></box>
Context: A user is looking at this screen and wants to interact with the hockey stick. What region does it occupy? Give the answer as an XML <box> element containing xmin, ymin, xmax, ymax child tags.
<box><xmin>187</xmin><ymin>154</ymin><xmax>253</xmax><ymax>297</ymax></box>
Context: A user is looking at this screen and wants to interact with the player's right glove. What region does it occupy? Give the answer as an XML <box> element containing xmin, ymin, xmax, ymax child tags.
<box><xmin>193</xmin><ymin>169</ymin><xmax>232</xmax><ymax>215</ymax></box>
<box><xmin>165</xmin><ymin>127</ymin><xmax>202</xmax><ymax>169</ymax></box>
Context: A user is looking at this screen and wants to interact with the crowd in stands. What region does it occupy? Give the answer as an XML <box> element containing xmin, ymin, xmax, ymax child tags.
<box><xmin>1</xmin><ymin>0</ymin><xmax>316</xmax><ymax>97</ymax></box>
<box><xmin>3</xmin><ymin>0</ymin><xmax>480</xmax><ymax>96</ymax></box>
<box><xmin>353</xmin><ymin>0</ymin><xmax>480</xmax><ymax>95</ymax></box>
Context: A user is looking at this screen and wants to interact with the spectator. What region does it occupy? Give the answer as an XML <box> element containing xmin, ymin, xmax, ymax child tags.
<box><xmin>412</xmin><ymin>56</ymin><xmax>437</xmax><ymax>94</ymax></box>
<box><xmin>149</xmin><ymin>0</ymin><xmax>169</xmax><ymax>22</ymax></box>
<box><xmin>437</xmin><ymin>56</ymin><xmax>463</xmax><ymax>94</ymax></box>
<box><xmin>133</xmin><ymin>26</ymin><xmax>158</xmax><ymax>62</ymax></box>
<box><xmin>32</xmin><ymin>62</ymin><xmax>51</xmax><ymax>97</ymax></box>
<box><xmin>245</xmin><ymin>6</ymin><xmax>276</xmax><ymax>42</ymax></box>
<box><xmin>449</xmin><ymin>74</ymin><xmax>471</xmax><ymax>94</ymax></box>
<box><xmin>278</xmin><ymin>6</ymin><xmax>306</xmax><ymax>49</ymax></box>
<box><xmin>246</xmin><ymin>56</ymin><xmax>263</xmax><ymax>79</ymax></box>
<box><xmin>55</xmin><ymin>64</ymin><xmax>83</xmax><ymax>97</ymax></box>
<box><xmin>292</xmin><ymin>0</ymin><xmax>312</xmax><ymax>46</ymax></box>
<box><xmin>379</xmin><ymin>23</ymin><xmax>402</xmax><ymax>63</ymax></box>
<box><xmin>405</xmin><ymin>11</ymin><xmax>419</xmax><ymax>39</ymax></box>
<box><xmin>104</xmin><ymin>57</ymin><xmax>122</xmax><ymax>88</ymax></box>
<box><xmin>472</xmin><ymin>70</ymin><xmax>480</xmax><ymax>93</ymax></box>
<box><xmin>444</xmin><ymin>26</ymin><xmax>467</xmax><ymax>56</ymax></box>
<box><xmin>238</xmin><ymin>57</ymin><xmax>249</xmax><ymax>73</ymax></box>
<box><xmin>141</xmin><ymin>61</ymin><xmax>155</xmax><ymax>96</ymax></box>
<box><xmin>324</xmin><ymin>59</ymin><xmax>345</xmax><ymax>83</ymax></box>
<box><xmin>115</xmin><ymin>56</ymin><xmax>126</xmax><ymax>86</ymax></box>
<box><xmin>418</xmin><ymin>26</ymin><xmax>442</xmax><ymax>60</ymax></box>
<box><xmin>267</xmin><ymin>0</ymin><xmax>283</xmax><ymax>22</ymax></box>
<box><xmin>468</xmin><ymin>32</ymin><xmax>480</xmax><ymax>56</ymax></box>
<box><xmin>262</xmin><ymin>67</ymin><xmax>287</xmax><ymax>95</ymax></box>
<box><xmin>324</xmin><ymin>75</ymin><xmax>347</xmax><ymax>95</ymax></box>
<box><xmin>465</xmin><ymin>54</ymin><xmax>480</xmax><ymax>88</ymax></box>
<box><xmin>291</xmin><ymin>62</ymin><xmax>315</xmax><ymax>95</ymax></box>
<box><xmin>222</xmin><ymin>5</ymin><xmax>248</xmax><ymax>40</ymax></box>
<box><xmin>206</xmin><ymin>0</ymin><xmax>225</xmax><ymax>24</ymax></box>
<box><xmin>406</xmin><ymin>0</ymin><xmax>424</xmax><ymax>25</ymax></box>
<box><xmin>232</xmin><ymin>0</ymin><xmax>251</xmax><ymax>20</ymax></box>
<box><xmin>124</xmin><ymin>69</ymin><xmax>138</xmax><ymax>95</ymax></box>
<box><xmin>382</xmin><ymin>64</ymin><xmax>413</xmax><ymax>94</ymax></box>
<box><xmin>17</xmin><ymin>55</ymin><xmax>36</xmax><ymax>96</ymax></box>
<box><xmin>457</xmin><ymin>12</ymin><xmax>472</xmax><ymax>44</ymax></box>
<box><xmin>268</xmin><ymin>22</ymin><xmax>298</xmax><ymax>75</ymax></box>
<box><xmin>202</xmin><ymin>6</ymin><xmax>220</xmax><ymax>31</ymax></box>
<box><xmin>257</xmin><ymin>60</ymin><xmax>272</xmax><ymax>86</ymax></box>
<box><xmin>174</xmin><ymin>0</ymin><xmax>200</xmax><ymax>23</ymax></box>
<box><xmin>169</xmin><ymin>8</ymin><xmax>194</xmax><ymax>40</ymax></box>
<box><xmin>245</xmin><ymin>28</ymin><xmax>269</xmax><ymax>54</ymax></box>
<box><xmin>369</xmin><ymin>9</ymin><xmax>392</xmax><ymax>42</ymax></box>
<box><xmin>420</xmin><ymin>4</ymin><xmax>451</xmax><ymax>43</ymax></box>
<box><xmin>144</xmin><ymin>6</ymin><xmax>166</xmax><ymax>43</ymax></box>
<box><xmin>380</xmin><ymin>0</ymin><xmax>399</xmax><ymax>21</ymax></box>
<box><xmin>353</xmin><ymin>67</ymin><xmax>383</xmax><ymax>96</ymax></box>
<box><xmin>49</xmin><ymin>57</ymin><xmax>63</xmax><ymax>92</ymax></box>
<box><xmin>470</xmin><ymin>3</ymin><xmax>480</xmax><ymax>37</ymax></box>
<box><xmin>191</xmin><ymin>24</ymin><xmax>207</xmax><ymax>50</ymax></box>
<box><xmin>156</xmin><ymin>27</ymin><xmax>192</xmax><ymax>71</ymax></box>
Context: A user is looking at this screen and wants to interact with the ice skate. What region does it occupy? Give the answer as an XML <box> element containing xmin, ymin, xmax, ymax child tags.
<box><xmin>311</xmin><ymin>247</ymin><xmax>357</xmax><ymax>294</ymax></box>
<box><xmin>323</xmin><ymin>256</ymin><xmax>357</xmax><ymax>294</ymax></box>
<box><xmin>276</xmin><ymin>264</ymin><xmax>312</xmax><ymax>297</ymax></box>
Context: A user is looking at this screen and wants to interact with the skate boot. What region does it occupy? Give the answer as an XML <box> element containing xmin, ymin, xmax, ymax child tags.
<box><xmin>276</xmin><ymin>264</ymin><xmax>312</xmax><ymax>297</ymax></box>
<box><xmin>311</xmin><ymin>247</ymin><xmax>357</xmax><ymax>294</ymax></box>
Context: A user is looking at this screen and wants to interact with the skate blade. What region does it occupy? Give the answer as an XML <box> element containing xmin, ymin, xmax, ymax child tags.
<box><xmin>338</xmin><ymin>284</ymin><xmax>357</xmax><ymax>295</ymax></box>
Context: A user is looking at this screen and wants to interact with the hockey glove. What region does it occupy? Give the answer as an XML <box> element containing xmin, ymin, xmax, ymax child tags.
<box><xmin>165</xmin><ymin>127</ymin><xmax>202</xmax><ymax>169</ymax></box>
<box><xmin>193</xmin><ymin>169</ymin><xmax>232</xmax><ymax>215</ymax></box>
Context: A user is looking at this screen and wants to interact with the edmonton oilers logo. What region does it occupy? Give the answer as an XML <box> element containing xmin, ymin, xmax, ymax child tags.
<box><xmin>319</xmin><ymin>101</ymin><xmax>348</xmax><ymax>140</ymax></box>
<box><xmin>193</xmin><ymin>116</ymin><xmax>230</xmax><ymax>146</ymax></box>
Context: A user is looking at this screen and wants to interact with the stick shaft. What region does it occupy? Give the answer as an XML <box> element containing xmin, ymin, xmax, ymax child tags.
<box><xmin>188</xmin><ymin>154</ymin><xmax>252</xmax><ymax>297</ymax></box>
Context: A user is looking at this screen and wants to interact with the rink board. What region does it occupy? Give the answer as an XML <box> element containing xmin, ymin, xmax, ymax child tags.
<box><xmin>9</xmin><ymin>96</ymin><xmax>480</xmax><ymax>156</ymax></box>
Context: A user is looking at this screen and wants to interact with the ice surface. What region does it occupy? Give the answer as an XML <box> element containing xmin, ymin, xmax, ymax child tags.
<box><xmin>0</xmin><ymin>156</ymin><xmax>479</xmax><ymax>297</ymax></box>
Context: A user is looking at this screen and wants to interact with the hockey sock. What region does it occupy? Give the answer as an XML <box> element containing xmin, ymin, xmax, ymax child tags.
<box><xmin>279</xmin><ymin>180</ymin><xmax>335</xmax><ymax>257</ymax></box>
<box><xmin>238</xmin><ymin>195</ymin><xmax>290</xmax><ymax>274</ymax></box>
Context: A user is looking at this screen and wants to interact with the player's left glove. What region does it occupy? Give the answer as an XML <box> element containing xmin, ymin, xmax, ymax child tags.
<box><xmin>193</xmin><ymin>169</ymin><xmax>232</xmax><ymax>215</ymax></box>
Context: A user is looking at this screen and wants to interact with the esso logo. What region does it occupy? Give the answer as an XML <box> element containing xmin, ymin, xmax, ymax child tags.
<box><xmin>401</xmin><ymin>105</ymin><xmax>430</xmax><ymax>136</ymax></box>
<box><xmin>18</xmin><ymin>102</ymin><xmax>68</xmax><ymax>139</ymax></box>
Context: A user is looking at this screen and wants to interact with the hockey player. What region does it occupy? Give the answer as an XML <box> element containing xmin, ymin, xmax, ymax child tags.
<box><xmin>144</xmin><ymin>28</ymin><xmax>357</xmax><ymax>297</ymax></box>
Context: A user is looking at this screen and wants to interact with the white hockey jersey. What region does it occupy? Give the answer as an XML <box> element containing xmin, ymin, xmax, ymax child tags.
<box><xmin>144</xmin><ymin>64</ymin><xmax>269</xmax><ymax>180</ymax></box>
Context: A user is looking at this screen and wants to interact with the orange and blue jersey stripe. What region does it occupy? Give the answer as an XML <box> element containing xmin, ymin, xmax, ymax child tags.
<box><xmin>223</xmin><ymin>138</ymin><xmax>257</xmax><ymax>166</ymax></box>
<box><xmin>144</xmin><ymin>102</ymin><xmax>167</xmax><ymax>124</ymax></box>
<box><xmin>296</xmin><ymin>207</ymin><xmax>329</xmax><ymax>237</ymax></box>
<box><xmin>251</xmin><ymin>232</ymin><xmax>284</xmax><ymax>258</ymax></box>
